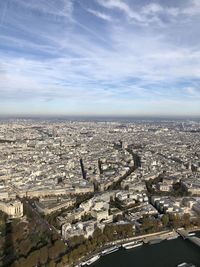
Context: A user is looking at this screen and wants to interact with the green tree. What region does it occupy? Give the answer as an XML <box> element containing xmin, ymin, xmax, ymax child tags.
<box><xmin>47</xmin><ymin>260</ymin><xmax>56</xmax><ymax>267</ymax></box>
<box><xmin>161</xmin><ymin>214</ymin><xmax>169</xmax><ymax>227</ymax></box>
<box><xmin>182</xmin><ymin>213</ymin><xmax>191</xmax><ymax>229</ymax></box>
<box><xmin>39</xmin><ymin>245</ymin><xmax>48</xmax><ymax>265</ymax></box>
<box><xmin>25</xmin><ymin>250</ymin><xmax>40</xmax><ymax>267</ymax></box>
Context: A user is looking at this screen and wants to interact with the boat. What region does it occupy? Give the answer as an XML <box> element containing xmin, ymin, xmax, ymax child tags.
<box><xmin>122</xmin><ymin>240</ymin><xmax>137</xmax><ymax>247</ymax></box>
<box><xmin>123</xmin><ymin>242</ymin><xmax>143</xmax><ymax>250</ymax></box>
<box><xmin>177</xmin><ymin>263</ymin><xmax>196</xmax><ymax>267</ymax></box>
<box><xmin>177</xmin><ymin>263</ymin><xmax>188</xmax><ymax>267</ymax></box>
<box><xmin>187</xmin><ymin>232</ymin><xmax>196</xmax><ymax>237</ymax></box>
<box><xmin>101</xmin><ymin>246</ymin><xmax>119</xmax><ymax>256</ymax></box>
<box><xmin>81</xmin><ymin>255</ymin><xmax>100</xmax><ymax>266</ymax></box>
<box><xmin>149</xmin><ymin>238</ymin><xmax>163</xmax><ymax>245</ymax></box>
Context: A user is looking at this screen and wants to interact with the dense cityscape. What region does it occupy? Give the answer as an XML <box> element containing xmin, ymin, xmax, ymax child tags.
<box><xmin>1</xmin><ymin>0</ymin><xmax>200</xmax><ymax>266</ymax></box>
<box><xmin>0</xmin><ymin>118</ymin><xmax>200</xmax><ymax>267</ymax></box>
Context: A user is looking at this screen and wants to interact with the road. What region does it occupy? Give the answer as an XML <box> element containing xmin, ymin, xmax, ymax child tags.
<box><xmin>22</xmin><ymin>199</ymin><xmax>60</xmax><ymax>237</ymax></box>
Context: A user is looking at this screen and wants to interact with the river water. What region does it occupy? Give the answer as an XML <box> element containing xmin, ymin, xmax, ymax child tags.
<box><xmin>92</xmin><ymin>233</ymin><xmax>200</xmax><ymax>267</ymax></box>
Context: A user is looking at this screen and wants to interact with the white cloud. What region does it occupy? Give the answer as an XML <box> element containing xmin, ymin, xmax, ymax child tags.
<box><xmin>86</xmin><ymin>8</ymin><xmax>112</xmax><ymax>21</ymax></box>
<box><xmin>141</xmin><ymin>0</ymin><xmax>200</xmax><ymax>20</ymax></box>
<box><xmin>96</xmin><ymin>0</ymin><xmax>144</xmax><ymax>22</ymax></box>
<box><xmin>182</xmin><ymin>0</ymin><xmax>200</xmax><ymax>16</ymax></box>
<box><xmin>141</xmin><ymin>3</ymin><xmax>163</xmax><ymax>15</ymax></box>
<box><xmin>1</xmin><ymin>0</ymin><xmax>200</xmax><ymax>115</ymax></box>
<box><xmin>96</xmin><ymin>0</ymin><xmax>200</xmax><ymax>26</ymax></box>
<box><xmin>184</xmin><ymin>87</ymin><xmax>200</xmax><ymax>98</ymax></box>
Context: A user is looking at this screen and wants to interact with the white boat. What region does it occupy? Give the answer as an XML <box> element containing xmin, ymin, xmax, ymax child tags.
<box><xmin>82</xmin><ymin>255</ymin><xmax>100</xmax><ymax>266</ymax></box>
<box><xmin>122</xmin><ymin>240</ymin><xmax>137</xmax><ymax>247</ymax></box>
<box><xmin>124</xmin><ymin>242</ymin><xmax>143</xmax><ymax>250</ymax></box>
<box><xmin>177</xmin><ymin>263</ymin><xmax>196</xmax><ymax>267</ymax></box>
<box><xmin>101</xmin><ymin>246</ymin><xmax>119</xmax><ymax>256</ymax></box>
<box><xmin>187</xmin><ymin>233</ymin><xmax>196</xmax><ymax>237</ymax></box>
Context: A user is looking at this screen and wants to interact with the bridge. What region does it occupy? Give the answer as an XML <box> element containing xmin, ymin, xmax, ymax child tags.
<box><xmin>177</xmin><ymin>229</ymin><xmax>200</xmax><ymax>247</ymax></box>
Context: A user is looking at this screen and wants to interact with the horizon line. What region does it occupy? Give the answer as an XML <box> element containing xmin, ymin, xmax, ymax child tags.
<box><xmin>0</xmin><ymin>114</ymin><xmax>200</xmax><ymax>119</ymax></box>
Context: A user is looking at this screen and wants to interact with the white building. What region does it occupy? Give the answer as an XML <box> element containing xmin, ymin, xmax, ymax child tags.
<box><xmin>0</xmin><ymin>200</ymin><xmax>23</xmax><ymax>218</ymax></box>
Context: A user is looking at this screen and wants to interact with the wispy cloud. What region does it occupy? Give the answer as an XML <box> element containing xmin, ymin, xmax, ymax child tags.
<box><xmin>0</xmin><ymin>0</ymin><xmax>200</xmax><ymax>115</ymax></box>
<box><xmin>96</xmin><ymin>0</ymin><xmax>144</xmax><ymax>22</ymax></box>
<box><xmin>86</xmin><ymin>8</ymin><xmax>112</xmax><ymax>21</ymax></box>
<box><xmin>96</xmin><ymin>0</ymin><xmax>200</xmax><ymax>25</ymax></box>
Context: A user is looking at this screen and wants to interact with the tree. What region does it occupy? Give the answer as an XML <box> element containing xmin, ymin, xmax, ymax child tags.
<box><xmin>56</xmin><ymin>262</ymin><xmax>63</xmax><ymax>267</ymax></box>
<box><xmin>18</xmin><ymin>239</ymin><xmax>32</xmax><ymax>256</ymax></box>
<box><xmin>48</xmin><ymin>240</ymin><xmax>66</xmax><ymax>260</ymax></box>
<box><xmin>162</xmin><ymin>214</ymin><xmax>169</xmax><ymax>228</ymax></box>
<box><xmin>62</xmin><ymin>254</ymin><xmax>69</xmax><ymax>265</ymax></box>
<box><xmin>170</xmin><ymin>214</ymin><xmax>181</xmax><ymax>229</ymax></box>
<box><xmin>47</xmin><ymin>260</ymin><xmax>56</xmax><ymax>267</ymax></box>
<box><xmin>182</xmin><ymin>213</ymin><xmax>191</xmax><ymax>229</ymax></box>
<box><xmin>39</xmin><ymin>246</ymin><xmax>48</xmax><ymax>265</ymax></box>
<box><xmin>68</xmin><ymin>235</ymin><xmax>85</xmax><ymax>248</ymax></box>
<box><xmin>25</xmin><ymin>250</ymin><xmax>40</xmax><ymax>267</ymax></box>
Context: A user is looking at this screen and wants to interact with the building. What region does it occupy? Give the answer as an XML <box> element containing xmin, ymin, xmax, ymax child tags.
<box><xmin>0</xmin><ymin>200</ymin><xmax>23</xmax><ymax>218</ymax></box>
<box><xmin>34</xmin><ymin>197</ymin><xmax>76</xmax><ymax>215</ymax></box>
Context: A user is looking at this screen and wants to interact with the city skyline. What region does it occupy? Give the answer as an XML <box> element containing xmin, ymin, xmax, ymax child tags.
<box><xmin>0</xmin><ymin>0</ymin><xmax>200</xmax><ymax>116</ymax></box>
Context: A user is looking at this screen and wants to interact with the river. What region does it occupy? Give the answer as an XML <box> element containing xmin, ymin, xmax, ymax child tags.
<box><xmin>92</xmin><ymin>233</ymin><xmax>200</xmax><ymax>267</ymax></box>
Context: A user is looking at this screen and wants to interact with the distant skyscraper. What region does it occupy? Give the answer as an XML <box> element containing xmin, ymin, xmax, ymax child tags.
<box><xmin>80</xmin><ymin>158</ymin><xmax>87</xmax><ymax>180</ymax></box>
<box><xmin>98</xmin><ymin>159</ymin><xmax>103</xmax><ymax>175</ymax></box>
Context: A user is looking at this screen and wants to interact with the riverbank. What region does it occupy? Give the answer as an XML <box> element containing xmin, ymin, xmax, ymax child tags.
<box><xmin>70</xmin><ymin>229</ymin><xmax>179</xmax><ymax>267</ymax></box>
<box><xmin>66</xmin><ymin>227</ymin><xmax>200</xmax><ymax>267</ymax></box>
<box><xmin>91</xmin><ymin>233</ymin><xmax>200</xmax><ymax>267</ymax></box>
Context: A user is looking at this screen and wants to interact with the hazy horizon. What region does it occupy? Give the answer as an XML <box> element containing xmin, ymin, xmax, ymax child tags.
<box><xmin>1</xmin><ymin>113</ymin><xmax>200</xmax><ymax>120</ymax></box>
<box><xmin>0</xmin><ymin>0</ymin><xmax>200</xmax><ymax>116</ymax></box>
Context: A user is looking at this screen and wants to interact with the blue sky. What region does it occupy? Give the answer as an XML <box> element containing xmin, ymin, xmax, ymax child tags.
<box><xmin>0</xmin><ymin>0</ymin><xmax>200</xmax><ymax>116</ymax></box>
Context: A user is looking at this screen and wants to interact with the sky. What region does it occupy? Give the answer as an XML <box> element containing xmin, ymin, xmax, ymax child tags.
<box><xmin>0</xmin><ymin>0</ymin><xmax>200</xmax><ymax>117</ymax></box>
